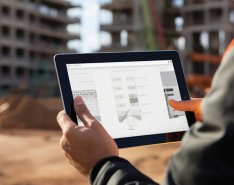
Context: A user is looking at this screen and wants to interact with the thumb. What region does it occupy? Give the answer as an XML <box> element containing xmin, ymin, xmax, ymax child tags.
<box><xmin>73</xmin><ymin>96</ymin><xmax>96</xmax><ymax>127</ymax></box>
<box><xmin>168</xmin><ymin>99</ymin><xmax>199</xmax><ymax>112</ymax></box>
<box><xmin>57</xmin><ymin>111</ymin><xmax>76</xmax><ymax>134</ymax></box>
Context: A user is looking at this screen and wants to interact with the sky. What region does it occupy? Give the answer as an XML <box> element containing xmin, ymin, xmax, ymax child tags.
<box><xmin>67</xmin><ymin>0</ymin><xmax>112</xmax><ymax>53</ymax></box>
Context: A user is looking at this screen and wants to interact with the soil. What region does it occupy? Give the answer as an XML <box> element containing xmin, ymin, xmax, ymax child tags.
<box><xmin>0</xmin><ymin>96</ymin><xmax>181</xmax><ymax>184</ymax></box>
<box><xmin>0</xmin><ymin>96</ymin><xmax>62</xmax><ymax>130</ymax></box>
<box><xmin>0</xmin><ymin>130</ymin><xmax>180</xmax><ymax>185</ymax></box>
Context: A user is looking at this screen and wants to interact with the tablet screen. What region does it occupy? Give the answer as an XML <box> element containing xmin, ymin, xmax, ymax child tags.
<box><xmin>66</xmin><ymin>60</ymin><xmax>189</xmax><ymax>139</ymax></box>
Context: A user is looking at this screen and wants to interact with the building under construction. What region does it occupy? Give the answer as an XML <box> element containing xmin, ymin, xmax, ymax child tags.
<box><xmin>100</xmin><ymin>0</ymin><xmax>234</xmax><ymax>97</ymax></box>
<box><xmin>182</xmin><ymin>0</ymin><xmax>234</xmax><ymax>96</ymax></box>
<box><xmin>100</xmin><ymin>0</ymin><xmax>181</xmax><ymax>51</ymax></box>
<box><xmin>0</xmin><ymin>0</ymin><xmax>80</xmax><ymax>97</ymax></box>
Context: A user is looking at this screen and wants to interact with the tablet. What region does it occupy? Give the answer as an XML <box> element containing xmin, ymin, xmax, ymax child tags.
<box><xmin>54</xmin><ymin>51</ymin><xmax>195</xmax><ymax>148</ymax></box>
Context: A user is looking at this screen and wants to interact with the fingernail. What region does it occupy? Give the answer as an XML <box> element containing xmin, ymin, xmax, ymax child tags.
<box><xmin>74</xmin><ymin>96</ymin><xmax>84</xmax><ymax>106</ymax></box>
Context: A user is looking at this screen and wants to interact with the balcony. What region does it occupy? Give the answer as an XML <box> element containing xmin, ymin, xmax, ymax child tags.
<box><xmin>41</xmin><ymin>0</ymin><xmax>79</xmax><ymax>8</ymax></box>
<box><xmin>184</xmin><ymin>0</ymin><xmax>205</xmax><ymax>5</ymax></box>
<box><xmin>31</xmin><ymin>60</ymin><xmax>54</xmax><ymax>71</ymax></box>
<box><xmin>28</xmin><ymin>3</ymin><xmax>80</xmax><ymax>24</ymax></box>
<box><xmin>0</xmin><ymin>58</ymin><xmax>31</xmax><ymax>68</ymax></box>
<box><xmin>183</xmin><ymin>23</ymin><xmax>228</xmax><ymax>33</ymax></box>
<box><xmin>40</xmin><ymin>13</ymin><xmax>80</xmax><ymax>24</ymax></box>
<box><xmin>29</xmin><ymin>40</ymin><xmax>72</xmax><ymax>54</ymax></box>
<box><xmin>101</xmin><ymin>0</ymin><xmax>134</xmax><ymax>11</ymax></box>
<box><xmin>29</xmin><ymin>24</ymin><xmax>80</xmax><ymax>40</ymax></box>
<box><xmin>100</xmin><ymin>43</ymin><xmax>135</xmax><ymax>52</ymax></box>
<box><xmin>101</xmin><ymin>20</ymin><xmax>140</xmax><ymax>32</ymax></box>
<box><xmin>0</xmin><ymin>77</ymin><xmax>20</xmax><ymax>85</ymax></box>
<box><xmin>183</xmin><ymin>0</ymin><xmax>225</xmax><ymax>11</ymax></box>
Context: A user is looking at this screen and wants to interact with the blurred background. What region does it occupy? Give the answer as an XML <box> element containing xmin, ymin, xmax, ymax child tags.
<box><xmin>0</xmin><ymin>0</ymin><xmax>233</xmax><ymax>185</ymax></box>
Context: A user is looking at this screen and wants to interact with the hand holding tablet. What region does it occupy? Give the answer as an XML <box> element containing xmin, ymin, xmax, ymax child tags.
<box><xmin>57</xmin><ymin>96</ymin><xmax>119</xmax><ymax>175</ymax></box>
<box><xmin>54</xmin><ymin>51</ymin><xmax>195</xmax><ymax>148</ymax></box>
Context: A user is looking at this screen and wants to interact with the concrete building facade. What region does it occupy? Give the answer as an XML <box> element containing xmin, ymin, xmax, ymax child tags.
<box><xmin>182</xmin><ymin>0</ymin><xmax>234</xmax><ymax>96</ymax></box>
<box><xmin>0</xmin><ymin>0</ymin><xmax>80</xmax><ymax>96</ymax></box>
<box><xmin>100</xmin><ymin>0</ymin><xmax>182</xmax><ymax>52</ymax></box>
<box><xmin>100</xmin><ymin>0</ymin><xmax>234</xmax><ymax>97</ymax></box>
<box><xmin>100</xmin><ymin>0</ymin><xmax>142</xmax><ymax>52</ymax></box>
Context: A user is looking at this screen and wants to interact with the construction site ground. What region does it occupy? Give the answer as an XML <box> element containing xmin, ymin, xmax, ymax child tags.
<box><xmin>0</xmin><ymin>96</ymin><xmax>180</xmax><ymax>185</ymax></box>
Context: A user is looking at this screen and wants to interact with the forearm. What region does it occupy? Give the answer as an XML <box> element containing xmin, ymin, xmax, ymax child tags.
<box><xmin>90</xmin><ymin>156</ymin><xmax>159</xmax><ymax>185</ymax></box>
<box><xmin>162</xmin><ymin>40</ymin><xmax>234</xmax><ymax>185</ymax></box>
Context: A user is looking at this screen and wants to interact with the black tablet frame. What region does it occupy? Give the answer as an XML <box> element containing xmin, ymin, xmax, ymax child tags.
<box><xmin>54</xmin><ymin>51</ymin><xmax>195</xmax><ymax>148</ymax></box>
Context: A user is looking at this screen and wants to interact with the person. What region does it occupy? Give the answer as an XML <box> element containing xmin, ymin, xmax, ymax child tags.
<box><xmin>57</xmin><ymin>39</ymin><xmax>234</xmax><ymax>185</ymax></box>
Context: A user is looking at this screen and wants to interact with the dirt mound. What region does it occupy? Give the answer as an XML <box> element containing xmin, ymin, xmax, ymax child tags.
<box><xmin>0</xmin><ymin>96</ymin><xmax>63</xmax><ymax>130</ymax></box>
<box><xmin>0</xmin><ymin>130</ymin><xmax>180</xmax><ymax>185</ymax></box>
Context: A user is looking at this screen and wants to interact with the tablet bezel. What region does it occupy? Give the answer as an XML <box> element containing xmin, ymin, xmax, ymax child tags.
<box><xmin>54</xmin><ymin>51</ymin><xmax>195</xmax><ymax>148</ymax></box>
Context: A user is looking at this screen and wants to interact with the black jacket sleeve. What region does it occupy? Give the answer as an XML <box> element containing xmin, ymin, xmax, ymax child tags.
<box><xmin>162</xmin><ymin>43</ymin><xmax>234</xmax><ymax>185</ymax></box>
<box><xmin>90</xmin><ymin>42</ymin><xmax>234</xmax><ymax>185</ymax></box>
<box><xmin>90</xmin><ymin>156</ymin><xmax>159</xmax><ymax>185</ymax></box>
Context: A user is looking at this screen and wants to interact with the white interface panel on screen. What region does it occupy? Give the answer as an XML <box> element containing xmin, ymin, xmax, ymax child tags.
<box><xmin>66</xmin><ymin>60</ymin><xmax>189</xmax><ymax>139</ymax></box>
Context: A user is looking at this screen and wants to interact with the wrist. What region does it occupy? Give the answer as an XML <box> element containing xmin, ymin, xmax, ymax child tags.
<box><xmin>90</xmin><ymin>156</ymin><xmax>129</xmax><ymax>182</ymax></box>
